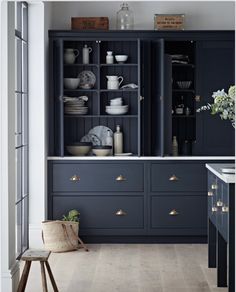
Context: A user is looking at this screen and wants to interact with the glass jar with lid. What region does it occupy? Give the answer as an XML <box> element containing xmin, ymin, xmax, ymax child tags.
<box><xmin>116</xmin><ymin>2</ymin><xmax>134</xmax><ymax>30</ymax></box>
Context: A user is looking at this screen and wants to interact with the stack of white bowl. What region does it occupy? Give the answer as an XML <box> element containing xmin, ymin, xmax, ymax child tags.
<box><xmin>106</xmin><ymin>98</ymin><xmax>128</xmax><ymax>115</ymax></box>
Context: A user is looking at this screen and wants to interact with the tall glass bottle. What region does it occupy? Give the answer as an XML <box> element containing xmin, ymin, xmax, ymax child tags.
<box><xmin>116</xmin><ymin>3</ymin><xmax>134</xmax><ymax>30</ymax></box>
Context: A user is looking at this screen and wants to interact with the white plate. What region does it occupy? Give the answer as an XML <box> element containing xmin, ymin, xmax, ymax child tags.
<box><xmin>106</xmin><ymin>108</ymin><xmax>128</xmax><ymax>115</ymax></box>
<box><xmin>221</xmin><ymin>167</ymin><xmax>235</xmax><ymax>174</ymax></box>
<box><xmin>115</xmin><ymin>153</ymin><xmax>133</xmax><ymax>156</ymax></box>
<box><xmin>81</xmin><ymin>126</ymin><xmax>113</xmax><ymax>146</ymax></box>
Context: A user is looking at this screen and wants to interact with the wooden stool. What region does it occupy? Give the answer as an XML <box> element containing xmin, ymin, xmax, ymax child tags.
<box><xmin>17</xmin><ymin>250</ymin><xmax>59</xmax><ymax>292</ymax></box>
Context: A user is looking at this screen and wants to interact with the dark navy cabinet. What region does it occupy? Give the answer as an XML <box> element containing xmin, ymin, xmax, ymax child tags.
<box><xmin>195</xmin><ymin>41</ymin><xmax>235</xmax><ymax>155</ymax></box>
<box><xmin>207</xmin><ymin>168</ymin><xmax>235</xmax><ymax>291</ymax></box>
<box><xmin>49</xmin><ymin>30</ymin><xmax>235</xmax><ymax>157</ymax></box>
<box><xmin>48</xmin><ymin>160</ymin><xmax>217</xmax><ymax>241</ymax></box>
<box><xmin>149</xmin><ymin>162</ymin><xmax>207</xmax><ymax>236</ymax></box>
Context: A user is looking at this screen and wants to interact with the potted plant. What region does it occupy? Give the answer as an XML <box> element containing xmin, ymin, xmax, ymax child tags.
<box><xmin>197</xmin><ymin>85</ymin><xmax>235</xmax><ymax>127</ymax></box>
<box><xmin>42</xmin><ymin>209</ymin><xmax>88</xmax><ymax>252</ymax></box>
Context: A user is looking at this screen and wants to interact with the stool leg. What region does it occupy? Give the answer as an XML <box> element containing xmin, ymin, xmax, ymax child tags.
<box><xmin>45</xmin><ymin>261</ymin><xmax>59</xmax><ymax>292</ymax></box>
<box><xmin>40</xmin><ymin>262</ymin><xmax>48</xmax><ymax>292</ymax></box>
<box><xmin>17</xmin><ymin>261</ymin><xmax>31</xmax><ymax>292</ymax></box>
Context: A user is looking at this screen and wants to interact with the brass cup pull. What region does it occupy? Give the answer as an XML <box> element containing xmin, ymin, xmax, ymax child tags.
<box><xmin>208</xmin><ymin>191</ymin><xmax>213</xmax><ymax>197</ymax></box>
<box><xmin>115</xmin><ymin>209</ymin><xmax>127</xmax><ymax>216</ymax></box>
<box><xmin>212</xmin><ymin>206</ymin><xmax>218</xmax><ymax>212</ymax></box>
<box><xmin>169</xmin><ymin>209</ymin><xmax>179</xmax><ymax>216</ymax></box>
<box><xmin>222</xmin><ymin>206</ymin><xmax>229</xmax><ymax>213</ymax></box>
<box><xmin>116</xmin><ymin>175</ymin><xmax>126</xmax><ymax>181</ymax></box>
<box><xmin>217</xmin><ymin>200</ymin><xmax>223</xmax><ymax>207</ymax></box>
<box><xmin>169</xmin><ymin>174</ymin><xmax>179</xmax><ymax>181</ymax></box>
<box><xmin>211</xmin><ymin>184</ymin><xmax>218</xmax><ymax>190</ymax></box>
<box><xmin>70</xmin><ymin>175</ymin><xmax>80</xmax><ymax>182</ymax></box>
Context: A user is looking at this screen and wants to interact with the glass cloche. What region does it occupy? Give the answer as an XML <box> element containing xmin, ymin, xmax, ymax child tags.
<box><xmin>116</xmin><ymin>2</ymin><xmax>134</xmax><ymax>30</ymax></box>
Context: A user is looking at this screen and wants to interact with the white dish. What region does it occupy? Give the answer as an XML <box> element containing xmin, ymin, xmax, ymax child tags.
<box><xmin>92</xmin><ymin>148</ymin><xmax>110</xmax><ymax>156</ymax></box>
<box><xmin>221</xmin><ymin>167</ymin><xmax>235</xmax><ymax>174</ymax></box>
<box><xmin>115</xmin><ymin>153</ymin><xmax>133</xmax><ymax>156</ymax></box>
<box><xmin>78</xmin><ymin>70</ymin><xmax>96</xmax><ymax>89</ymax></box>
<box><xmin>106</xmin><ymin>105</ymin><xmax>128</xmax><ymax>109</ymax></box>
<box><xmin>64</xmin><ymin>78</ymin><xmax>80</xmax><ymax>89</ymax></box>
<box><xmin>106</xmin><ymin>108</ymin><xmax>128</xmax><ymax>115</ymax></box>
<box><xmin>115</xmin><ymin>55</ymin><xmax>128</xmax><ymax>63</ymax></box>
<box><xmin>81</xmin><ymin>126</ymin><xmax>113</xmax><ymax>146</ymax></box>
<box><xmin>66</xmin><ymin>144</ymin><xmax>92</xmax><ymax>156</ymax></box>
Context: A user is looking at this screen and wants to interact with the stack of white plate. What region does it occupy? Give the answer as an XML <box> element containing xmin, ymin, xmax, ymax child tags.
<box><xmin>64</xmin><ymin>97</ymin><xmax>88</xmax><ymax>115</ymax></box>
<box><xmin>105</xmin><ymin>98</ymin><xmax>128</xmax><ymax>115</ymax></box>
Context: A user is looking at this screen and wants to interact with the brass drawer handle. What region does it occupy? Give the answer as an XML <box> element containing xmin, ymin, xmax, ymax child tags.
<box><xmin>169</xmin><ymin>209</ymin><xmax>179</xmax><ymax>216</ymax></box>
<box><xmin>211</xmin><ymin>184</ymin><xmax>218</xmax><ymax>190</ymax></box>
<box><xmin>70</xmin><ymin>175</ymin><xmax>80</xmax><ymax>182</ymax></box>
<box><xmin>217</xmin><ymin>200</ymin><xmax>223</xmax><ymax>207</ymax></box>
<box><xmin>116</xmin><ymin>175</ymin><xmax>126</xmax><ymax>181</ymax></box>
<box><xmin>212</xmin><ymin>206</ymin><xmax>218</xmax><ymax>213</ymax></box>
<box><xmin>169</xmin><ymin>174</ymin><xmax>179</xmax><ymax>181</ymax></box>
<box><xmin>222</xmin><ymin>206</ymin><xmax>229</xmax><ymax>213</ymax></box>
<box><xmin>115</xmin><ymin>209</ymin><xmax>127</xmax><ymax>216</ymax></box>
<box><xmin>208</xmin><ymin>191</ymin><xmax>213</xmax><ymax>197</ymax></box>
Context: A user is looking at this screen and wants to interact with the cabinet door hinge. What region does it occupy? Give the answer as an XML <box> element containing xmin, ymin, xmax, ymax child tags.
<box><xmin>139</xmin><ymin>96</ymin><xmax>144</xmax><ymax>101</ymax></box>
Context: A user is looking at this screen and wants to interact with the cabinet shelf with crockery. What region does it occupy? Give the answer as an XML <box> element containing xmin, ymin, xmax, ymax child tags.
<box><xmin>50</xmin><ymin>37</ymin><xmax>141</xmax><ymax>157</ymax></box>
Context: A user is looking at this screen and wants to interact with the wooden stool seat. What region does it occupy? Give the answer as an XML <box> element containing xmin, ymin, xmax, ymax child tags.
<box><xmin>17</xmin><ymin>250</ymin><xmax>59</xmax><ymax>292</ymax></box>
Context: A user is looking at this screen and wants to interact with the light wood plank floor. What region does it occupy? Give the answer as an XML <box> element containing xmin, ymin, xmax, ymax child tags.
<box><xmin>21</xmin><ymin>244</ymin><xmax>227</xmax><ymax>292</ymax></box>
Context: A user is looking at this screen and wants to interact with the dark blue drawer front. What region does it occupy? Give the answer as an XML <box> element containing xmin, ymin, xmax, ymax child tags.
<box><xmin>52</xmin><ymin>195</ymin><xmax>144</xmax><ymax>231</ymax></box>
<box><xmin>151</xmin><ymin>195</ymin><xmax>207</xmax><ymax>230</ymax></box>
<box><xmin>151</xmin><ymin>163</ymin><xmax>206</xmax><ymax>192</ymax></box>
<box><xmin>208</xmin><ymin>172</ymin><xmax>217</xmax><ymax>225</ymax></box>
<box><xmin>217</xmin><ymin>181</ymin><xmax>229</xmax><ymax>242</ymax></box>
<box><xmin>52</xmin><ymin>163</ymin><xmax>144</xmax><ymax>192</ymax></box>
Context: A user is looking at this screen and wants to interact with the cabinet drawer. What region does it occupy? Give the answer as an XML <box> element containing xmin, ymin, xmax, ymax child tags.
<box><xmin>216</xmin><ymin>181</ymin><xmax>229</xmax><ymax>242</ymax></box>
<box><xmin>52</xmin><ymin>195</ymin><xmax>144</xmax><ymax>230</ymax></box>
<box><xmin>151</xmin><ymin>163</ymin><xmax>206</xmax><ymax>192</ymax></box>
<box><xmin>52</xmin><ymin>163</ymin><xmax>144</xmax><ymax>192</ymax></box>
<box><xmin>207</xmin><ymin>172</ymin><xmax>217</xmax><ymax>225</ymax></box>
<box><xmin>151</xmin><ymin>195</ymin><xmax>207</xmax><ymax>230</ymax></box>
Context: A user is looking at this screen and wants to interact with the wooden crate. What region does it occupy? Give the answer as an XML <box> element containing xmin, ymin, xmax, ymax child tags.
<box><xmin>154</xmin><ymin>14</ymin><xmax>185</xmax><ymax>30</ymax></box>
<box><xmin>71</xmin><ymin>17</ymin><xmax>109</xmax><ymax>30</ymax></box>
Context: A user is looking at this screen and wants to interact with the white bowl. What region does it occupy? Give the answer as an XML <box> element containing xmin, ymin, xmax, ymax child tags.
<box><xmin>106</xmin><ymin>107</ymin><xmax>128</xmax><ymax>115</ymax></box>
<box><xmin>64</xmin><ymin>78</ymin><xmax>80</xmax><ymax>89</ymax></box>
<box><xmin>115</xmin><ymin>55</ymin><xmax>128</xmax><ymax>63</ymax></box>
<box><xmin>66</xmin><ymin>143</ymin><xmax>92</xmax><ymax>156</ymax></box>
<box><xmin>106</xmin><ymin>105</ymin><xmax>128</xmax><ymax>109</ymax></box>
<box><xmin>92</xmin><ymin>146</ymin><xmax>111</xmax><ymax>156</ymax></box>
<box><xmin>110</xmin><ymin>100</ymin><xmax>123</xmax><ymax>106</ymax></box>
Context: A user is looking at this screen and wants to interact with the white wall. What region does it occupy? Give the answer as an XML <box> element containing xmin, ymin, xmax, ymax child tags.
<box><xmin>50</xmin><ymin>1</ymin><xmax>235</xmax><ymax>30</ymax></box>
<box><xmin>0</xmin><ymin>2</ymin><xmax>19</xmax><ymax>291</ymax></box>
<box><xmin>28</xmin><ymin>1</ymin><xmax>52</xmax><ymax>248</ymax></box>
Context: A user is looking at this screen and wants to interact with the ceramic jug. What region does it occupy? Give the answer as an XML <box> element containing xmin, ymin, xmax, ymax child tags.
<box><xmin>82</xmin><ymin>45</ymin><xmax>92</xmax><ymax>64</ymax></box>
<box><xmin>64</xmin><ymin>48</ymin><xmax>79</xmax><ymax>64</ymax></box>
<box><xmin>106</xmin><ymin>76</ymin><xmax>123</xmax><ymax>90</ymax></box>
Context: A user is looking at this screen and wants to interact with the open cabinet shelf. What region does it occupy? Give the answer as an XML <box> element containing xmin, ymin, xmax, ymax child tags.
<box><xmin>50</xmin><ymin>38</ymin><xmax>141</xmax><ymax>157</ymax></box>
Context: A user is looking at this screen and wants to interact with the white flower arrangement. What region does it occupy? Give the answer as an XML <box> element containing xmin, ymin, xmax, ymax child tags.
<box><xmin>197</xmin><ymin>85</ymin><xmax>235</xmax><ymax>128</ymax></box>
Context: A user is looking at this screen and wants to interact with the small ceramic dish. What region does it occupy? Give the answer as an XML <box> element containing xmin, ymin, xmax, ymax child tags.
<box><xmin>92</xmin><ymin>145</ymin><xmax>112</xmax><ymax>156</ymax></box>
<box><xmin>115</xmin><ymin>55</ymin><xmax>128</xmax><ymax>63</ymax></box>
<box><xmin>64</xmin><ymin>78</ymin><xmax>80</xmax><ymax>89</ymax></box>
<box><xmin>66</xmin><ymin>142</ymin><xmax>92</xmax><ymax>156</ymax></box>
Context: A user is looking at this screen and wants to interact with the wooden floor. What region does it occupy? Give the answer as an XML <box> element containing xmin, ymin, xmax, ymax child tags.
<box><xmin>22</xmin><ymin>244</ymin><xmax>227</xmax><ymax>292</ymax></box>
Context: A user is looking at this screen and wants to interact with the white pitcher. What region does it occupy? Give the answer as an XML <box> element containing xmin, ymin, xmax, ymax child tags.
<box><xmin>106</xmin><ymin>76</ymin><xmax>123</xmax><ymax>90</ymax></box>
<box><xmin>64</xmin><ymin>48</ymin><xmax>79</xmax><ymax>64</ymax></box>
<box><xmin>82</xmin><ymin>45</ymin><xmax>92</xmax><ymax>64</ymax></box>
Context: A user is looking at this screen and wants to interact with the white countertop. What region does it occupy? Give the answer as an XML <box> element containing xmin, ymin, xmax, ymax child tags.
<box><xmin>206</xmin><ymin>163</ymin><xmax>235</xmax><ymax>184</ymax></box>
<box><xmin>48</xmin><ymin>156</ymin><xmax>235</xmax><ymax>161</ymax></box>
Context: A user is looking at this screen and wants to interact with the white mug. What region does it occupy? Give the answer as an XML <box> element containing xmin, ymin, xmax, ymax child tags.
<box><xmin>107</xmin><ymin>76</ymin><xmax>123</xmax><ymax>89</ymax></box>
